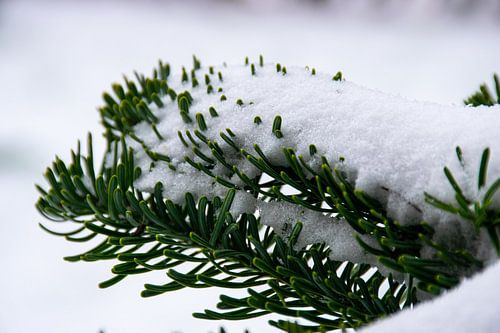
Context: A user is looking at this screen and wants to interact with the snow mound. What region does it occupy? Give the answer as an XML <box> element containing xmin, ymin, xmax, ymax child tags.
<box><xmin>360</xmin><ymin>259</ymin><xmax>500</xmax><ymax>333</ymax></box>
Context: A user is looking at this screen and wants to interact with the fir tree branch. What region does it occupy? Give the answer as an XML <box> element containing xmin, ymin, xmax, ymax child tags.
<box><xmin>36</xmin><ymin>57</ymin><xmax>499</xmax><ymax>332</ymax></box>
<box><xmin>464</xmin><ymin>73</ymin><xmax>500</xmax><ymax>106</ymax></box>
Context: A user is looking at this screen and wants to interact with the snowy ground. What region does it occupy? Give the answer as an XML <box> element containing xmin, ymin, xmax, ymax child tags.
<box><xmin>0</xmin><ymin>1</ymin><xmax>499</xmax><ymax>332</ymax></box>
<box><xmin>361</xmin><ymin>260</ymin><xmax>500</xmax><ymax>333</ymax></box>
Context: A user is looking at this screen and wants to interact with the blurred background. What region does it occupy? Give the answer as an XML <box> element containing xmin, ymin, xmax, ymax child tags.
<box><xmin>0</xmin><ymin>0</ymin><xmax>499</xmax><ymax>332</ymax></box>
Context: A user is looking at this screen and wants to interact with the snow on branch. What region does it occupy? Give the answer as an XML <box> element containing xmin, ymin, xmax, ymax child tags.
<box><xmin>122</xmin><ymin>60</ymin><xmax>500</xmax><ymax>266</ymax></box>
<box><xmin>36</xmin><ymin>57</ymin><xmax>500</xmax><ymax>331</ymax></box>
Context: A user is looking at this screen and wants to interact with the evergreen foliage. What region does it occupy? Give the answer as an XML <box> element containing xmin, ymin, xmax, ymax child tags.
<box><xmin>36</xmin><ymin>57</ymin><xmax>500</xmax><ymax>332</ymax></box>
<box><xmin>464</xmin><ymin>73</ymin><xmax>500</xmax><ymax>106</ymax></box>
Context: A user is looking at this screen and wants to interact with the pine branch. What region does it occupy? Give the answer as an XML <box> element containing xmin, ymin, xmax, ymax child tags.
<box><xmin>464</xmin><ymin>73</ymin><xmax>500</xmax><ymax>106</ymax></box>
<box><xmin>37</xmin><ymin>134</ymin><xmax>411</xmax><ymax>330</ymax></box>
<box><xmin>36</xmin><ymin>57</ymin><xmax>500</xmax><ymax>332</ymax></box>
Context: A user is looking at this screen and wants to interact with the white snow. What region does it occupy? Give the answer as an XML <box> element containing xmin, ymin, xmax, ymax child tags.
<box><xmin>230</xmin><ymin>190</ymin><xmax>258</xmax><ymax>217</ymax></box>
<box><xmin>130</xmin><ymin>63</ymin><xmax>500</xmax><ymax>265</ymax></box>
<box><xmin>257</xmin><ymin>200</ymin><xmax>375</xmax><ymax>264</ymax></box>
<box><xmin>360</xmin><ymin>259</ymin><xmax>500</xmax><ymax>333</ymax></box>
